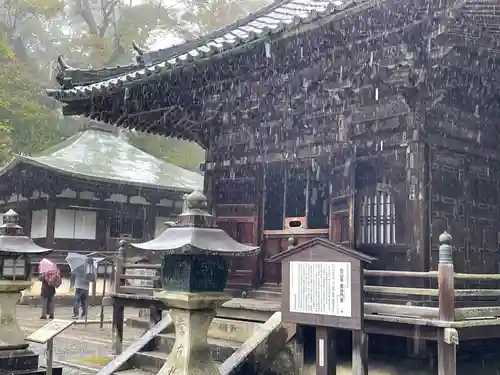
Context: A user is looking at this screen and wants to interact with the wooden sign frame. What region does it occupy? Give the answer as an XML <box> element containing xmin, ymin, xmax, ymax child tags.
<box><xmin>270</xmin><ymin>237</ymin><xmax>375</xmax><ymax>330</ymax></box>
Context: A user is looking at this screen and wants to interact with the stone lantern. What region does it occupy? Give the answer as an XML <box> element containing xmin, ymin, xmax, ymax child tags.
<box><xmin>0</xmin><ymin>209</ymin><xmax>52</xmax><ymax>373</ymax></box>
<box><xmin>126</xmin><ymin>190</ymin><xmax>260</xmax><ymax>375</ymax></box>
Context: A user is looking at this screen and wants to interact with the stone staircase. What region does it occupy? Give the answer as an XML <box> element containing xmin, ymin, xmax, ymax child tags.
<box><xmin>246</xmin><ymin>283</ymin><xmax>282</xmax><ymax>301</ymax></box>
<box><xmin>127</xmin><ymin>317</ymin><xmax>263</xmax><ymax>373</ymax></box>
<box><xmin>109</xmin><ymin>301</ymin><xmax>297</xmax><ymax>375</ymax></box>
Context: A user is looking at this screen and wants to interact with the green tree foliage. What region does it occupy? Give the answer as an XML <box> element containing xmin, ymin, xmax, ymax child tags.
<box><xmin>0</xmin><ymin>0</ymin><xmax>269</xmax><ymax>167</ymax></box>
<box><xmin>0</xmin><ymin>34</ymin><xmax>65</xmax><ymax>164</ymax></box>
<box><xmin>127</xmin><ymin>132</ymin><xmax>205</xmax><ymax>172</ymax></box>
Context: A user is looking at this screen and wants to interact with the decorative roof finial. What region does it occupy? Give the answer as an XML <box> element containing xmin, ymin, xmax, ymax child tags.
<box><xmin>184</xmin><ymin>190</ymin><xmax>208</xmax><ymax>213</ymax></box>
<box><xmin>179</xmin><ymin>190</ymin><xmax>214</xmax><ymax>227</ymax></box>
<box><xmin>0</xmin><ymin>209</ymin><xmax>22</xmax><ymax>236</ymax></box>
<box><xmin>438</xmin><ymin>230</ymin><xmax>453</xmax><ymax>264</ymax></box>
<box><xmin>57</xmin><ymin>55</ymin><xmax>71</xmax><ymax>70</ymax></box>
<box><xmin>132</xmin><ymin>41</ymin><xmax>144</xmax><ymax>56</ymax></box>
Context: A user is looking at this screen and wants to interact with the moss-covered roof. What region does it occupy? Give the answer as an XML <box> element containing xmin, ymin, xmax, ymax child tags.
<box><xmin>1</xmin><ymin>128</ymin><xmax>204</xmax><ymax>192</ymax></box>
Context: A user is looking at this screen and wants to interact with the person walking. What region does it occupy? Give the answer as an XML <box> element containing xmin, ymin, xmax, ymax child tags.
<box><xmin>72</xmin><ymin>270</ymin><xmax>94</xmax><ymax>319</ymax></box>
<box><xmin>39</xmin><ymin>273</ymin><xmax>56</xmax><ymax>319</ymax></box>
<box><xmin>38</xmin><ymin>258</ymin><xmax>61</xmax><ymax>320</ymax></box>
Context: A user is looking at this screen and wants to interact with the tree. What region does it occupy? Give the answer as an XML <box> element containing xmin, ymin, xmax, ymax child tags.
<box><xmin>0</xmin><ymin>0</ymin><xmax>270</xmax><ymax>166</ymax></box>
<box><xmin>127</xmin><ymin>132</ymin><xmax>205</xmax><ymax>171</ymax></box>
<box><xmin>0</xmin><ymin>33</ymin><xmax>66</xmax><ymax>164</ymax></box>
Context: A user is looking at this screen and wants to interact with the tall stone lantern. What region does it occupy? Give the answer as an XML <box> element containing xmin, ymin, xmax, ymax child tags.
<box><xmin>126</xmin><ymin>190</ymin><xmax>260</xmax><ymax>375</ymax></box>
<box><xmin>0</xmin><ymin>209</ymin><xmax>53</xmax><ymax>372</ymax></box>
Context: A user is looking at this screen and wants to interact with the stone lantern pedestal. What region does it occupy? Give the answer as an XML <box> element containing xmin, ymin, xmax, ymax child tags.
<box><xmin>0</xmin><ymin>280</ymin><xmax>33</xmax><ymax>349</ymax></box>
<box><xmin>0</xmin><ymin>209</ymin><xmax>56</xmax><ymax>374</ymax></box>
<box><xmin>155</xmin><ymin>291</ymin><xmax>230</xmax><ymax>375</ymax></box>
<box><xmin>0</xmin><ymin>280</ymin><xmax>41</xmax><ymax>372</ymax></box>
<box><xmin>124</xmin><ymin>190</ymin><xmax>260</xmax><ymax>375</ymax></box>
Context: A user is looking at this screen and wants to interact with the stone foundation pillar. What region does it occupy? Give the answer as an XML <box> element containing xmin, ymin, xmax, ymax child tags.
<box><xmin>0</xmin><ymin>280</ymin><xmax>32</xmax><ymax>350</ymax></box>
<box><xmin>155</xmin><ymin>291</ymin><xmax>230</xmax><ymax>375</ymax></box>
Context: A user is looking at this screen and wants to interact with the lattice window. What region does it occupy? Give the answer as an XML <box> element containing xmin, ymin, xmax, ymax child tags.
<box><xmin>359</xmin><ymin>185</ymin><xmax>396</xmax><ymax>244</ymax></box>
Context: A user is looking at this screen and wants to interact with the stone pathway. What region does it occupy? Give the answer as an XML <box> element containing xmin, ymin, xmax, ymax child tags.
<box><xmin>17</xmin><ymin>305</ymin><xmax>145</xmax><ymax>374</ymax></box>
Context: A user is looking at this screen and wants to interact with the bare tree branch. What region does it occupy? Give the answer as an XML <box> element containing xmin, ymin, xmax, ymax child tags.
<box><xmin>74</xmin><ymin>0</ymin><xmax>99</xmax><ymax>35</ymax></box>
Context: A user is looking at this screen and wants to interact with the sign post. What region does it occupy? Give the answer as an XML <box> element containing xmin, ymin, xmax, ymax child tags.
<box><xmin>26</xmin><ymin>320</ymin><xmax>74</xmax><ymax>375</ymax></box>
<box><xmin>270</xmin><ymin>237</ymin><xmax>375</xmax><ymax>375</ymax></box>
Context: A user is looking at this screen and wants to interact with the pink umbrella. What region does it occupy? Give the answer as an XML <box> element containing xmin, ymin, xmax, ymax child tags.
<box><xmin>38</xmin><ymin>258</ymin><xmax>61</xmax><ymax>288</ymax></box>
<box><xmin>38</xmin><ymin>258</ymin><xmax>57</xmax><ymax>274</ymax></box>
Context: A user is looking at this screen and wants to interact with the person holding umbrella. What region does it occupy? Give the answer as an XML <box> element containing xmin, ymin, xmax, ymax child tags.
<box><xmin>66</xmin><ymin>253</ymin><xmax>95</xmax><ymax>319</ymax></box>
<box><xmin>38</xmin><ymin>258</ymin><xmax>61</xmax><ymax>320</ymax></box>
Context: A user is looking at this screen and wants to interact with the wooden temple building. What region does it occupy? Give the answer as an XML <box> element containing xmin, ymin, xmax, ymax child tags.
<box><xmin>48</xmin><ymin>0</ymin><xmax>499</xmax><ymax>291</ymax></box>
<box><xmin>0</xmin><ymin>123</ymin><xmax>203</xmax><ymax>267</ymax></box>
<box><xmin>46</xmin><ymin>0</ymin><xmax>500</xmax><ymax>369</ymax></box>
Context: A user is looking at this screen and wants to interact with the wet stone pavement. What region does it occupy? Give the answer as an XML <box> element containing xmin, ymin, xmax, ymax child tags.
<box><xmin>17</xmin><ymin>305</ymin><xmax>144</xmax><ymax>374</ymax></box>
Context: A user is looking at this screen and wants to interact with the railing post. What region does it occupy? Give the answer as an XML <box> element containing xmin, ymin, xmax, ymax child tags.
<box><xmin>112</xmin><ymin>240</ymin><xmax>126</xmax><ymax>355</ymax></box>
<box><xmin>437</xmin><ymin>231</ymin><xmax>457</xmax><ymax>375</ymax></box>
<box><xmin>114</xmin><ymin>241</ymin><xmax>125</xmax><ymax>294</ymax></box>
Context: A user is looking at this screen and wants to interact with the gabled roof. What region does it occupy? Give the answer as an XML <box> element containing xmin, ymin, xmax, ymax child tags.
<box><xmin>47</xmin><ymin>0</ymin><xmax>367</xmax><ymax>99</ymax></box>
<box><xmin>269</xmin><ymin>237</ymin><xmax>375</xmax><ymax>263</ymax></box>
<box><xmin>0</xmin><ymin>128</ymin><xmax>204</xmax><ymax>192</ymax></box>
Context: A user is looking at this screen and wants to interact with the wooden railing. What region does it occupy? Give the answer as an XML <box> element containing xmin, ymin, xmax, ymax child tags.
<box><xmin>364</xmin><ymin>232</ymin><xmax>500</xmax><ymax>327</ymax></box>
<box><xmin>113</xmin><ymin>241</ymin><xmax>161</xmax><ymax>296</ymax></box>
<box><xmin>112</xmin><ymin>231</ymin><xmax>500</xmax><ymax>326</ymax></box>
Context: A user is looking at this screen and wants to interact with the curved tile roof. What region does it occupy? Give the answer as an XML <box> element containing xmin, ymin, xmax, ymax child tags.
<box><xmin>1</xmin><ymin>129</ymin><xmax>204</xmax><ymax>192</ymax></box>
<box><xmin>47</xmin><ymin>0</ymin><xmax>362</xmax><ymax>99</ymax></box>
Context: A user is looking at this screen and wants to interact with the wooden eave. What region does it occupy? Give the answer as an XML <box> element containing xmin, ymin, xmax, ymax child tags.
<box><xmin>54</xmin><ymin>56</ymin><xmax>143</xmax><ymax>89</ymax></box>
<box><xmin>46</xmin><ymin>0</ymin><xmax>371</xmax><ymax>101</ymax></box>
<box><xmin>45</xmin><ymin>0</ymin><xmax>488</xmax><ymax>143</ymax></box>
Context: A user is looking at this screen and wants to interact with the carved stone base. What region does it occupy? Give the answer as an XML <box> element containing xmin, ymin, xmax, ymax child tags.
<box><xmin>0</xmin><ymin>348</ymin><xmax>38</xmax><ymax>372</ymax></box>
<box><xmin>0</xmin><ymin>281</ymin><xmax>32</xmax><ymax>350</ymax></box>
<box><xmin>154</xmin><ymin>291</ymin><xmax>231</xmax><ymax>375</ymax></box>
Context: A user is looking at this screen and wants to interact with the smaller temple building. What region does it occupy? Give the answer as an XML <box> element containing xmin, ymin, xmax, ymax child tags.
<box><xmin>0</xmin><ymin>123</ymin><xmax>203</xmax><ymax>268</ymax></box>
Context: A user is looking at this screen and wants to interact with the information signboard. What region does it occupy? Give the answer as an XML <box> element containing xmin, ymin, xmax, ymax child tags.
<box><xmin>26</xmin><ymin>319</ymin><xmax>74</xmax><ymax>344</ymax></box>
<box><xmin>289</xmin><ymin>261</ymin><xmax>352</xmax><ymax>317</ymax></box>
<box><xmin>270</xmin><ymin>237</ymin><xmax>374</xmax><ymax>331</ymax></box>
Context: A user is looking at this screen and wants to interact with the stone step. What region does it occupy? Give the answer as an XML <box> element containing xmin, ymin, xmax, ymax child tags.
<box><xmin>156</xmin><ymin>332</ymin><xmax>241</xmax><ymax>362</ymax></box>
<box><xmin>209</xmin><ymin>317</ymin><xmax>262</xmax><ymax>343</ymax></box>
<box><xmin>246</xmin><ymin>288</ymin><xmax>282</xmax><ymax>301</ymax></box>
<box><xmin>116</xmin><ymin>369</ymin><xmax>154</xmax><ymax>375</ymax></box>
<box><xmin>126</xmin><ymin>317</ymin><xmax>262</xmax><ymax>344</ymax></box>
<box><xmin>131</xmin><ymin>337</ymin><xmax>236</xmax><ymax>374</ymax></box>
<box><xmin>129</xmin><ymin>351</ymin><xmax>166</xmax><ymax>374</ymax></box>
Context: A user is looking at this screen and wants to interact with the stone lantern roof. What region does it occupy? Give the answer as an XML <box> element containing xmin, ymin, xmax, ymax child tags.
<box><xmin>0</xmin><ymin>210</ymin><xmax>52</xmax><ymax>256</ymax></box>
<box><xmin>127</xmin><ymin>190</ymin><xmax>260</xmax><ymax>260</ymax></box>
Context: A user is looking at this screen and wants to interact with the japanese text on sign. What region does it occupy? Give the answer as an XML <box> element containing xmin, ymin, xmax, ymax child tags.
<box><xmin>289</xmin><ymin>261</ymin><xmax>351</xmax><ymax>317</ymax></box>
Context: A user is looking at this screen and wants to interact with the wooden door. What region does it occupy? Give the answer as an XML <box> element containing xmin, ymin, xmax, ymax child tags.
<box><xmin>329</xmin><ymin>144</ymin><xmax>356</xmax><ymax>248</ymax></box>
<box><xmin>217</xmin><ymin>218</ymin><xmax>258</xmax><ymax>290</ymax></box>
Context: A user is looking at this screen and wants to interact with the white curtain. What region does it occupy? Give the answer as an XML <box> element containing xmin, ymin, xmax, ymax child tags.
<box><xmin>30</xmin><ymin>209</ymin><xmax>48</xmax><ymax>238</ymax></box>
<box><xmin>54</xmin><ymin>209</ymin><xmax>97</xmax><ymax>239</ymax></box>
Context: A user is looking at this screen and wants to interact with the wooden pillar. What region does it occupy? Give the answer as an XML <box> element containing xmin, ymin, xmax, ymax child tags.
<box><xmin>316</xmin><ymin>326</ymin><xmax>336</xmax><ymax>375</ymax></box>
<box><xmin>112</xmin><ymin>303</ymin><xmax>125</xmax><ymax>355</ymax></box>
<box><xmin>437</xmin><ymin>231</ymin><xmax>457</xmax><ymax>375</ymax></box>
<box><xmin>112</xmin><ymin>239</ymin><xmax>126</xmax><ymax>355</ymax></box>
<box><xmin>24</xmin><ymin>203</ymin><xmax>32</xmax><ymax>238</ymax></box>
<box><xmin>143</xmin><ymin>306</ymin><xmax>163</xmax><ymax>351</ymax></box>
<box><xmin>406</xmin><ymin>141</ymin><xmax>429</xmax><ymax>272</ymax></box>
<box><xmin>45</xmin><ymin>199</ymin><xmax>56</xmax><ymax>248</ymax></box>
<box><xmin>405</xmin><ymin>97</ymin><xmax>430</xmax><ymax>356</ymax></box>
<box><xmin>352</xmin><ymin>330</ymin><xmax>368</xmax><ymax>375</ymax></box>
<box><xmin>353</xmin><ymin>266</ymin><xmax>368</xmax><ymax>375</ymax></box>
<box><xmin>143</xmin><ymin>205</ymin><xmax>155</xmax><ymax>241</ymax></box>
<box><xmin>405</xmin><ymin>93</ymin><xmax>430</xmax><ymax>273</ymax></box>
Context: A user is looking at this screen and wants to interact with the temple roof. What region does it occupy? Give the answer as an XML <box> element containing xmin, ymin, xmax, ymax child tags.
<box><xmin>47</xmin><ymin>0</ymin><xmax>358</xmax><ymax>99</ymax></box>
<box><xmin>0</xmin><ymin>128</ymin><xmax>204</xmax><ymax>192</ymax></box>
<box><xmin>46</xmin><ymin>0</ymin><xmax>499</xmax><ymax>101</ymax></box>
